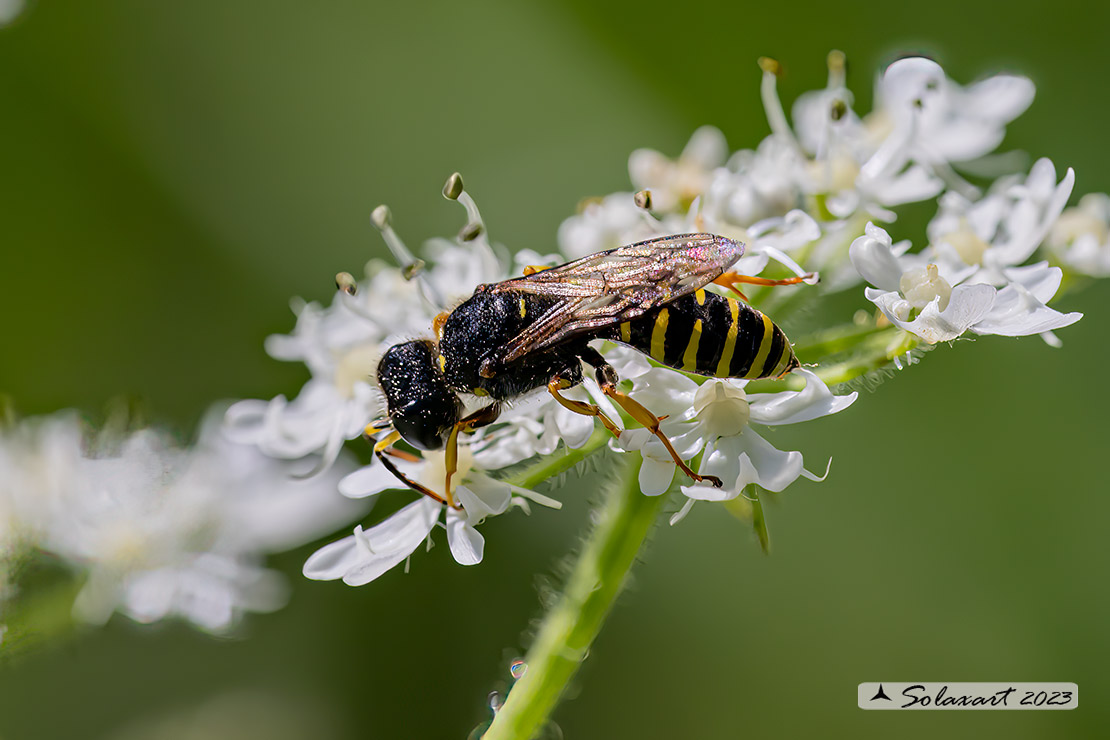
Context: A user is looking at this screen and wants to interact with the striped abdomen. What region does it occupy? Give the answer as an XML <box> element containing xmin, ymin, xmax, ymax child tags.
<box><xmin>603</xmin><ymin>289</ymin><xmax>798</xmax><ymax>379</ymax></box>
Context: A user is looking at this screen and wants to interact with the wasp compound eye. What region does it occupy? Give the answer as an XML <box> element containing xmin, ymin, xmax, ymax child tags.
<box><xmin>377</xmin><ymin>340</ymin><xmax>462</xmax><ymax>451</ymax></box>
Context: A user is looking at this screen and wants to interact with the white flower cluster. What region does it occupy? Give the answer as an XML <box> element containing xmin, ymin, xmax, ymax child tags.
<box><xmin>0</xmin><ymin>411</ymin><xmax>361</xmax><ymax>634</ymax></box>
<box><xmin>228</xmin><ymin>54</ymin><xmax>1096</xmax><ymax>588</ymax></box>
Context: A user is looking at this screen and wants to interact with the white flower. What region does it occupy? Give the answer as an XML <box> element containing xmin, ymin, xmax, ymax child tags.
<box><xmin>1046</xmin><ymin>193</ymin><xmax>1110</xmax><ymax>277</ymax></box>
<box><xmin>304</xmin><ymin>442</ymin><xmax>557</xmax><ymax>585</ymax></box>
<box><xmin>629</xmin><ymin>126</ymin><xmax>729</xmax><ymax>214</ymax></box>
<box><xmin>557</xmin><ymin>193</ymin><xmax>657</xmax><ymax>259</ymax></box>
<box><xmin>615</xmin><ymin>366</ymin><xmax>855</xmax><ymax>522</ymax></box>
<box><xmin>226</xmin><ymin>221</ymin><xmax>508</xmax><ymax>474</ymax></box>
<box><xmin>928</xmin><ymin>158</ymin><xmax>1075</xmax><ymax>282</ymax></box>
<box><xmin>850</xmin><ymin>223</ymin><xmax>1081</xmax><ymax>343</ymax></box>
<box><xmin>874</xmin><ymin>57</ymin><xmax>1035</xmax><ymax>168</ymax></box>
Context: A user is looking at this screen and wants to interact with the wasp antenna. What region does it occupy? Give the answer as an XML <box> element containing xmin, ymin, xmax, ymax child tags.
<box><xmin>335</xmin><ymin>271</ymin><xmax>358</xmax><ymax>296</ymax></box>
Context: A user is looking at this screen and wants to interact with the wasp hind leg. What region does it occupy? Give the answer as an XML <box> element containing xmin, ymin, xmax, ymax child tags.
<box><xmin>713</xmin><ymin>271</ymin><xmax>817</xmax><ymax>302</ymax></box>
<box><xmin>546</xmin><ymin>377</ymin><xmax>622</xmax><ymax>438</ymax></box>
<box><xmin>577</xmin><ymin>348</ymin><xmax>723</xmax><ymax>489</ymax></box>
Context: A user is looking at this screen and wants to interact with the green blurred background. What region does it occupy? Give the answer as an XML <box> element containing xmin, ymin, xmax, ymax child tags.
<box><xmin>1</xmin><ymin>1</ymin><xmax>1108</xmax><ymax>737</ymax></box>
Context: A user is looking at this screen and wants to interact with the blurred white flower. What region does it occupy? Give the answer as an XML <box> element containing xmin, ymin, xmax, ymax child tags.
<box><xmin>1047</xmin><ymin>192</ymin><xmax>1110</xmax><ymax>277</ymax></box>
<box><xmin>629</xmin><ymin>126</ymin><xmax>729</xmax><ymax>214</ymax></box>
<box><xmin>15</xmin><ymin>411</ymin><xmax>365</xmax><ymax>633</ymax></box>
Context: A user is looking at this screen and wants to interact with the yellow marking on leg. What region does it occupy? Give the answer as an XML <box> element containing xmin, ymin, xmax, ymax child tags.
<box><xmin>373</xmin><ymin>429</ymin><xmax>401</xmax><ymax>452</ymax></box>
<box><xmin>522</xmin><ymin>265</ymin><xmax>551</xmax><ymax>276</ymax></box>
<box><xmin>620</xmin><ymin>321</ymin><xmax>631</xmax><ymax>343</ymax></box>
<box><xmin>715</xmin><ymin>297</ymin><xmax>741</xmax><ymax>377</ymax></box>
<box><xmin>650</xmin><ymin>308</ymin><xmax>670</xmax><ymax>361</ymax></box>
<box><xmin>438</xmin><ymin>354</ymin><xmax>446</xmax><ymax>372</ymax></box>
<box><xmin>744</xmin><ymin>313</ymin><xmax>776</xmax><ymax>379</ymax></box>
<box><xmin>681</xmin><ymin>320</ymin><xmax>703</xmax><ymax>372</ymax></box>
<box><xmin>518</xmin><ymin>297</ymin><xmax>527</xmax><ymax>318</ymax></box>
<box><xmin>444</xmin><ymin>424</ymin><xmax>460</xmax><ymax>509</ymax></box>
<box><xmin>695</xmin><ymin>288</ymin><xmax>706</xmax><ymax>305</ymax></box>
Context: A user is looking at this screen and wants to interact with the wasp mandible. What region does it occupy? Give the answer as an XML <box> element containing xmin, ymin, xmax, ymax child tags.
<box><xmin>369</xmin><ymin>233</ymin><xmax>812</xmax><ymax>507</ymax></box>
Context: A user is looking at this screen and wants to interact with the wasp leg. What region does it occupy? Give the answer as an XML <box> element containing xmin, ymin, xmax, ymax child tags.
<box><xmin>578</xmin><ymin>348</ymin><xmax>723</xmax><ymax>489</ymax></box>
<box><xmin>444</xmin><ymin>403</ymin><xmax>502</xmax><ymax>508</ymax></box>
<box><xmin>372</xmin><ymin>430</ymin><xmax>454</xmax><ymax>507</ymax></box>
<box><xmin>546</xmin><ymin>377</ymin><xmax>622</xmax><ymax>438</ymax></box>
<box><xmin>713</xmin><ymin>271</ymin><xmax>818</xmax><ymax>302</ymax></box>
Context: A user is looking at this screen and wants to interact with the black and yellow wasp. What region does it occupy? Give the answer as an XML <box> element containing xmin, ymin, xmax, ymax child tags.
<box><xmin>369</xmin><ymin>233</ymin><xmax>810</xmax><ymax>507</ymax></box>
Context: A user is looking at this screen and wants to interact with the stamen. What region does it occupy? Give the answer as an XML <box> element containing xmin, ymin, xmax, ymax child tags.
<box><xmin>370</xmin><ymin>204</ymin><xmax>420</xmax><ymax>272</ymax></box>
<box><xmin>442</xmin><ymin>172</ymin><xmax>486</xmax><ymax>237</ymax></box>
<box><xmin>758</xmin><ymin>57</ymin><xmax>801</xmax><ymax>151</ymax></box>
<box><xmin>634</xmin><ymin>189</ymin><xmax>653</xmax><ymax>211</ymax></box>
<box><xmin>827</xmin><ymin>49</ymin><xmax>846</xmax><ymax>88</ymax></box>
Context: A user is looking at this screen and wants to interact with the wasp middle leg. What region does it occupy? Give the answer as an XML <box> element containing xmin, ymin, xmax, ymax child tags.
<box><xmin>577</xmin><ymin>347</ymin><xmax>723</xmax><ymax>489</ymax></box>
<box><xmin>546</xmin><ymin>376</ymin><xmax>622</xmax><ymax>438</ymax></box>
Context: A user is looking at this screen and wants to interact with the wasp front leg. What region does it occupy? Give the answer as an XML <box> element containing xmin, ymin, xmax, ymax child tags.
<box><xmin>443</xmin><ymin>403</ymin><xmax>502</xmax><ymax>508</ymax></box>
<box><xmin>369</xmin><ymin>429</ymin><xmax>455</xmax><ymax>507</ymax></box>
<box><xmin>578</xmin><ymin>347</ymin><xmax>723</xmax><ymax>489</ymax></box>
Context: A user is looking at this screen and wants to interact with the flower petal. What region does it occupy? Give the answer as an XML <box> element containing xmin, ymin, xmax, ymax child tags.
<box><xmin>748</xmin><ymin>369</ymin><xmax>857</xmax><ymax>426</ymax></box>
<box><xmin>446</xmin><ymin>511</ymin><xmax>485</xmax><ymax>566</ymax></box>
<box><xmin>849</xmin><ymin>223</ymin><xmax>903</xmax><ymax>291</ymax></box>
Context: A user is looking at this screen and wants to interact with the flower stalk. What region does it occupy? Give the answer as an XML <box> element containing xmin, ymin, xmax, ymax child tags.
<box><xmin>482</xmin><ymin>453</ymin><xmax>664</xmax><ymax>740</ymax></box>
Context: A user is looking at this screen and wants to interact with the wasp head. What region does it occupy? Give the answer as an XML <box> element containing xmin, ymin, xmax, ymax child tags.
<box><xmin>377</xmin><ymin>340</ymin><xmax>462</xmax><ymax>450</ymax></box>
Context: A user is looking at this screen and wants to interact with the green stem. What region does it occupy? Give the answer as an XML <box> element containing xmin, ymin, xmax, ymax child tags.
<box><xmin>503</xmin><ymin>427</ymin><xmax>611</xmax><ymax>491</ymax></box>
<box><xmin>483</xmin><ymin>453</ymin><xmax>663</xmax><ymax>740</ymax></box>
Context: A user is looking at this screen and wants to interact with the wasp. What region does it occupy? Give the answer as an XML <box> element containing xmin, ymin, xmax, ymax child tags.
<box><xmin>369</xmin><ymin>233</ymin><xmax>811</xmax><ymax>507</ymax></box>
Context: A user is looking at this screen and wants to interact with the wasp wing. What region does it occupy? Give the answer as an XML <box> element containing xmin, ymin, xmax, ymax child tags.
<box><xmin>485</xmin><ymin>233</ymin><xmax>743</xmax><ymax>366</ymax></box>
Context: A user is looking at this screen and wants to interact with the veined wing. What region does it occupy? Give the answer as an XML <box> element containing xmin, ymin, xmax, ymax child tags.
<box><xmin>483</xmin><ymin>233</ymin><xmax>743</xmax><ymax>367</ymax></box>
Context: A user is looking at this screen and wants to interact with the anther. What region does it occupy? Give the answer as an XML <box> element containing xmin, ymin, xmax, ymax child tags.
<box><xmin>401</xmin><ymin>259</ymin><xmax>425</xmax><ymax>280</ymax></box>
<box><xmin>634</xmin><ymin>189</ymin><xmax>653</xmax><ymax>211</ymax></box>
<box><xmin>459</xmin><ymin>222</ymin><xmax>483</xmax><ymax>242</ymax></box>
<box><xmin>757</xmin><ymin>56</ymin><xmax>783</xmax><ymax>77</ymax></box>
<box><xmin>442</xmin><ymin>172</ymin><xmax>464</xmax><ymax>201</ymax></box>
<box><xmin>827</xmin><ymin>49</ymin><xmax>846</xmax><ymax>75</ymax></box>
<box><xmin>370</xmin><ymin>204</ymin><xmax>391</xmax><ymax>230</ymax></box>
<box><xmin>830</xmin><ymin>99</ymin><xmax>848</xmax><ymax>121</ymax></box>
<box><xmin>335</xmin><ymin>271</ymin><xmax>358</xmax><ymax>295</ymax></box>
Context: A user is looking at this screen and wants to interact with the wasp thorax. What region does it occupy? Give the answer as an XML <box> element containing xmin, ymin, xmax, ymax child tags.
<box><xmin>377</xmin><ymin>340</ymin><xmax>462</xmax><ymax>451</ymax></box>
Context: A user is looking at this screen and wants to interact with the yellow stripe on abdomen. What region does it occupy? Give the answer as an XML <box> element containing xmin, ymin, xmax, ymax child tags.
<box><xmin>650</xmin><ymin>309</ymin><xmax>670</xmax><ymax>361</ymax></box>
<box><xmin>681</xmin><ymin>320</ymin><xmax>702</xmax><ymax>372</ymax></box>
<box><xmin>715</xmin><ymin>298</ymin><xmax>741</xmax><ymax>377</ymax></box>
<box><xmin>744</xmin><ymin>313</ymin><xmax>776</xmax><ymax>378</ymax></box>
